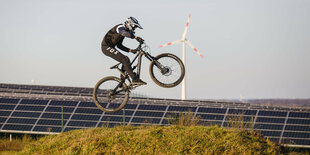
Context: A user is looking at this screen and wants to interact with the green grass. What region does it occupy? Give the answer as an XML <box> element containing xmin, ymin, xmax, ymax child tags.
<box><xmin>20</xmin><ymin>125</ymin><xmax>280</xmax><ymax>154</ymax></box>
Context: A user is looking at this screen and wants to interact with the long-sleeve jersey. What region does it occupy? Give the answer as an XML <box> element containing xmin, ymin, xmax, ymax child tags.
<box><xmin>101</xmin><ymin>24</ymin><xmax>135</xmax><ymax>52</ymax></box>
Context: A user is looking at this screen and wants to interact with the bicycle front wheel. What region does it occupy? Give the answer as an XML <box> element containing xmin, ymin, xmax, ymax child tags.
<box><xmin>93</xmin><ymin>76</ymin><xmax>129</xmax><ymax>113</ymax></box>
<box><xmin>149</xmin><ymin>53</ymin><xmax>185</xmax><ymax>88</ymax></box>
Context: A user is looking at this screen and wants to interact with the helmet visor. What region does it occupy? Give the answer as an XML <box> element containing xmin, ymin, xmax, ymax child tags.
<box><xmin>134</xmin><ymin>23</ymin><xmax>143</xmax><ymax>29</ymax></box>
<box><xmin>128</xmin><ymin>17</ymin><xmax>143</xmax><ymax>29</ymax></box>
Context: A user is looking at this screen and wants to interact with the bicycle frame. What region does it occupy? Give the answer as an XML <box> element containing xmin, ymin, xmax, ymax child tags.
<box><xmin>130</xmin><ymin>49</ymin><xmax>154</xmax><ymax>78</ymax></box>
<box><xmin>111</xmin><ymin>43</ymin><xmax>168</xmax><ymax>86</ymax></box>
<box><xmin>108</xmin><ymin>42</ymin><xmax>171</xmax><ymax>96</ymax></box>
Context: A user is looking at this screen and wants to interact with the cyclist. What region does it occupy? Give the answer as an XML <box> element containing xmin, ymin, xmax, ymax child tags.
<box><xmin>101</xmin><ymin>16</ymin><xmax>146</xmax><ymax>85</ymax></box>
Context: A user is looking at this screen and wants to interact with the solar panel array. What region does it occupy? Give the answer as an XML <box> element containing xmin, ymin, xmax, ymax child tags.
<box><xmin>1</xmin><ymin>83</ymin><xmax>310</xmax><ymax>148</ymax></box>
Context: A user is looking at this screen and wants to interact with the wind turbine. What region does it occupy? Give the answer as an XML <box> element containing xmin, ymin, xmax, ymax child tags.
<box><xmin>159</xmin><ymin>14</ymin><xmax>204</xmax><ymax>100</ymax></box>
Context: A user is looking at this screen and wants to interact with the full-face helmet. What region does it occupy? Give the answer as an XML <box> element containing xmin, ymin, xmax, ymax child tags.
<box><xmin>125</xmin><ymin>16</ymin><xmax>143</xmax><ymax>32</ymax></box>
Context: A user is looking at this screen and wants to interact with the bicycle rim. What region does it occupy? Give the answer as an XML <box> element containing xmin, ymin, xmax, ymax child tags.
<box><xmin>93</xmin><ymin>76</ymin><xmax>129</xmax><ymax>113</ymax></box>
<box><xmin>150</xmin><ymin>53</ymin><xmax>185</xmax><ymax>88</ymax></box>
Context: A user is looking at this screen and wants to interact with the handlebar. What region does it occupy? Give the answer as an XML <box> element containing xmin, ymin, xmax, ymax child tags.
<box><xmin>135</xmin><ymin>40</ymin><xmax>145</xmax><ymax>51</ymax></box>
<box><xmin>132</xmin><ymin>40</ymin><xmax>154</xmax><ymax>62</ymax></box>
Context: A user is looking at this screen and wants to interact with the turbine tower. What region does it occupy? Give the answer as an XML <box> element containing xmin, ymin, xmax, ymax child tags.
<box><xmin>159</xmin><ymin>14</ymin><xmax>204</xmax><ymax>100</ymax></box>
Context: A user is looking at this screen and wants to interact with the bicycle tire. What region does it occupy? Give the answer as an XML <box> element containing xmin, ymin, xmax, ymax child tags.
<box><xmin>93</xmin><ymin>76</ymin><xmax>130</xmax><ymax>113</ymax></box>
<box><xmin>149</xmin><ymin>53</ymin><xmax>185</xmax><ymax>88</ymax></box>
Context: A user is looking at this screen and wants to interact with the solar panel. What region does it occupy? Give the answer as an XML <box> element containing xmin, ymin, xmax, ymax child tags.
<box><xmin>287</xmin><ymin>118</ymin><xmax>310</xmax><ymax>125</ymax></box>
<box><xmin>67</xmin><ymin>121</ymin><xmax>97</xmax><ymax>127</ymax></box>
<box><xmin>104</xmin><ymin>110</ymin><xmax>135</xmax><ymax>116</ymax></box>
<box><xmin>256</xmin><ymin>117</ymin><xmax>286</xmax><ymax>123</ymax></box>
<box><xmin>79</xmin><ymin>102</ymin><xmax>97</xmax><ymax>108</ymax></box>
<box><xmin>7</xmin><ymin>118</ymin><xmax>37</xmax><ymax>124</ymax></box>
<box><xmin>258</xmin><ymin>111</ymin><xmax>287</xmax><ymax>117</ymax></box>
<box><xmin>41</xmin><ymin>113</ymin><xmax>71</xmax><ymax>119</ymax></box>
<box><xmin>11</xmin><ymin>111</ymin><xmax>41</xmax><ymax>118</ymax></box>
<box><xmin>138</xmin><ymin>104</ymin><xmax>167</xmax><ymax>111</ymax></box>
<box><xmin>37</xmin><ymin>119</ymin><xmax>66</xmax><ymax>126</ymax></box>
<box><xmin>75</xmin><ymin>108</ymin><xmax>103</xmax><ymax>114</ymax></box>
<box><xmin>226</xmin><ymin>115</ymin><xmax>254</xmax><ymax>122</ymax></box>
<box><xmin>33</xmin><ymin>126</ymin><xmax>61</xmax><ymax>132</ymax></box>
<box><xmin>161</xmin><ymin>119</ymin><xmax>169</xmax><ymax>125</ymax></box>
<box><xmin>71</xmin><ymin>114</ymin><xmax>101</xmax><ymax>121</ymax></box>
<box><xmin>228</xmin><ymin>109</ymin><xmax>257</xmax><ymax>115</ymax></box>
<box><xmin>0</xmin><ymin>117</ymin><xmax>7</xmax><ymax>123</ymax></box>
<box><xmin>289</xmin><ymin>112</ymin><xmax>310</xmax><ymax>118</ymax></box>
<box><xmin>285</xmin><ymin>125</ymin><xmax>310</xmax><ymax>132</ymax></box>
<box><xmin>1</xmin><ymin>83</ymin><xmax>310</xmax><ymax>148</ymax></box>
<box><xmin>0</xmin><ymin>98</ymin><xmax>19</xmax><ymax>103</ymax></box>
<box><xmin>45</xmin><ymin>107</ymin><xmax>75</xmax><ymax>113</ymax></box>
<box><xmin>196</xmin><ymin>114</ymin><xmax>224</xmax><ymax>120</ymax></box>
<box><xmin>101</xmin><ymin>116</ymin><xmax>130</xmax><ymax>122</ymax></box>
<box><xmin>254</xmin><ymin>124</ymin><xmax>284</xmax><ymax>130</ymax></box>
<box><xmin>198</xmin><ymin>107</ymin><xmax>227</xmax><ymax>114</ymax></box>
<box><xmin>20</xmin><ymin>99</ymin><xmax>49</xmax><ymax>105</ymax></box>
<box><xmin>16</xmin><ymin>105</ymin><xmax>45</xmax><ymax>111</ymax></box>
<box><xmin>134</xmin><ymin>111</ymin><xmax>164</xmax><ymax>117</ymax></box>
<box><xmin>49</xmin><ymin>100</ymin><xmax>78</xmax><ymax>107</ymax></box>
<box><xmin>168</xmin><ymin>106</ymin><xmax>196</xmax><ymax>112</ymax></box>
<box><xmin>3</xmin><ymin>124</ymin><xmax>33</xmax><ymax>131</ymax></box>
<box><xmin>0</xmin><ymin>104</ymin><xmax>16</xmax><ymax>110</ymax></box>
<box><xmin>0</xmin><ymin>110</ymin><xmax>11</xmax><ymax>116</ymax></box>
<box><xmin>108</xmin><ymin>103</ymin><xmax>137</xmax><ymax>110</ymax></box>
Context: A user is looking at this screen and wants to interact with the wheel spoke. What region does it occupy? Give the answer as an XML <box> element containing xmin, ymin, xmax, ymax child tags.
<box><xmin>93</xmin><ymin>77</ymin><xmax>129</xmax><ymax>113</ymax></box>
<box><xmin>154</xmin><ymin>58</ymin><xmax>181</xmax><ymax>83</ymax></box>
<box><xmin>150</xmin><ymin>54</ymin><xmax>185</xmax><ymax>88</ymax></box>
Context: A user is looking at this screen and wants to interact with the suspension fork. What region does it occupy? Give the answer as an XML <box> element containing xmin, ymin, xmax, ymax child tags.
<box><xmin>145</xmin><ymin>52</ymin><xmax>169</xmax><ymax>74</ymax></box>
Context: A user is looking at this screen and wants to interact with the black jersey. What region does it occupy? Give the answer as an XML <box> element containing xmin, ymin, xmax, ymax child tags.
<box><xmin>101</xmin><ymin>24</ymin><xmax>135</xmax><ymax>52</ymax></box>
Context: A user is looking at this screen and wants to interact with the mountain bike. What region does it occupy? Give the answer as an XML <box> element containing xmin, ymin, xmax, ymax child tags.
<box><xmin>93</xmin><ymin>41</ymin><xmax>185</xmax><ymax>113</ymax></box>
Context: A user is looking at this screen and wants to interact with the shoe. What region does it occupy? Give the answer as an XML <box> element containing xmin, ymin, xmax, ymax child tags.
<box><xmin>132</xmin><ymin>78</ymin><xmax>147</xmax><ymax>85</ymax></box>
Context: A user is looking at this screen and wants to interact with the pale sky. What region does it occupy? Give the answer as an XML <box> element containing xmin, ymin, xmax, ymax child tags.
<box><xmin>1</xmin><ymin>0</ymin><xmax>309</xmax><ymax>100</ymax></box>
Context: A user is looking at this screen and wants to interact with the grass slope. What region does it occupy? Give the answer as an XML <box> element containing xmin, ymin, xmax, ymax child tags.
<box><xmin>21</xmin><ymin>125</ymin><xmax>280</xmax><ymax>154</ymax></box>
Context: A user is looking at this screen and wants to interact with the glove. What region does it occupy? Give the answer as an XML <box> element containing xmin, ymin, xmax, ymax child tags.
<box><xmin>130</xmin><ymin>49</ymin><xmax>138</xmax><ymax>54</ymax></box>
<box><xmin>135</xmin><ymin>36</ymin><xmax>144</xmax><ymax>43</ymax></box>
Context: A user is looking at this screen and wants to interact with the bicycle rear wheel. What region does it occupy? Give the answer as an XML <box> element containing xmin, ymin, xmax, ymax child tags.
<box><xmin>93</xmin><ymin>76</ymin><xmax>129</xmax><ymax>113</ymax></box>
<box><xmin>149</xmin><ymin>53</ymin><xmax>185</xmax><ymax>88</ymax></box>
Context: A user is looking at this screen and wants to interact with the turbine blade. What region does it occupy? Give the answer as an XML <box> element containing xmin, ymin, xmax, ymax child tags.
<box><xmin>159</xmin><ymin>40</ymin><xmax>182</xmax><ymax>48</ymax></box>
<box><xmin>182</xmin><ymin>14</ymin><xmax>191</xmax><ymax>40</ymax></box>
<box><xmin>185</xmin><ymin>40</ymin><xmax>204</xmax><ymax>58</ymax></box>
